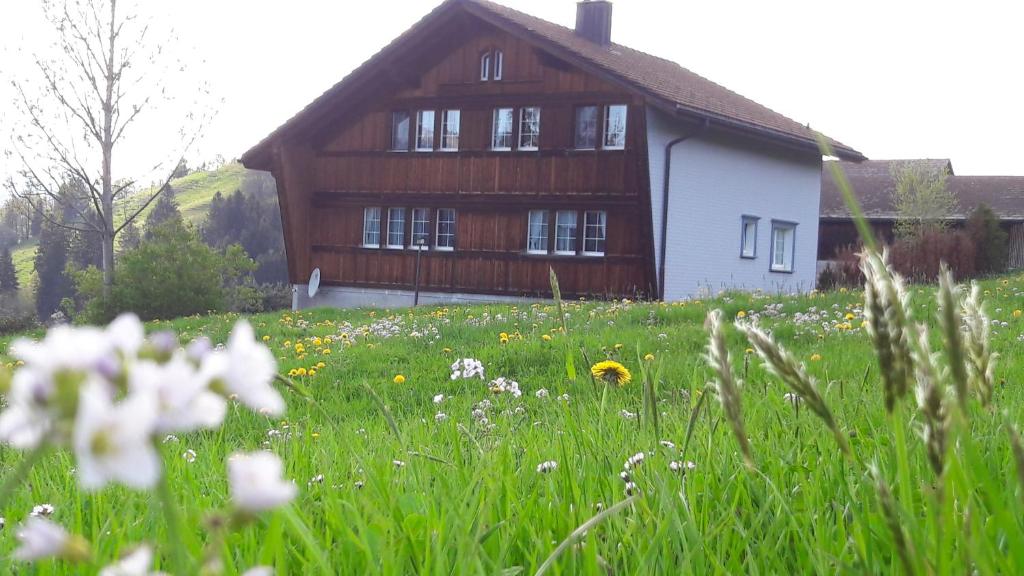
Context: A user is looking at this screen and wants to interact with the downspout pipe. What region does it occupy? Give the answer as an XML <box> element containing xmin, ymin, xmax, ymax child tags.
<box><xmin>658</xmin><ymin>118</ymin><xmax>709</xmax><ymax>300</ymax></box>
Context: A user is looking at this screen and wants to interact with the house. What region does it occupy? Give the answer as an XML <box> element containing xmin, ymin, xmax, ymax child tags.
<box><xmin>819</xmin><ymin>159</ymin><xmax>1024</xmax><ymax>269</ymax></box>
<box><xmin>241</xmin><ymin>0</ymin><xmax>863</xmax><ymax>309</ymax></box>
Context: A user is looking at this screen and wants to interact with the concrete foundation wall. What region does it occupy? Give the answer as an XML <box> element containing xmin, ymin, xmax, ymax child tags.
<box><xmin>292</xmin><ymin>285</ymin><xmax>542</xmax><ymax>310</ymax></box>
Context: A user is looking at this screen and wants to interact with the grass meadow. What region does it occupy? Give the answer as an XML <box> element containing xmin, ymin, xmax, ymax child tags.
<box><xmin>0</xmin><ymin>272</ymin><xmax>1022</xmax><ymax>574</ymax></box>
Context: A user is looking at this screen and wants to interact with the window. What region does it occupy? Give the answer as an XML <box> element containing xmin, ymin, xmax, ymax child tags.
<box><xmin>491</xmin><ymin>108</ymin><xmax>514</xmax><ymax>150</ymax></box>
<box><xmin>574</xmin><ymin>106</ymin><xmax>598</xmax><ymax>149</ymax></box>
<box><xmin>518</xmin><ymin>107</ymin><xmax>541</xmax><ymax>150</ymax></box>
<box><xmin>527</xmin><ymin>210</ymin><xmax>549</xmax><ymax>254</ymax></box>
<box><xmin>362</xmin><ymin>207</ymin><xmax>381</xmax><ymax>248</ymax></box>
<box><xmin>387</xmin><ymin>208</ymin><xmax>405</xmax><ymax>249</ymax></box>
<box><xmin>555</xmin><ymin>210</ymin><xmax>578</xmax><ymax>254</ymax></box>
<box><xmin>603</xmin><ymin>104</ymin><xmax>628</xmax><ymax>149</ymax></box>
<box><xmin>770</xmin><ymin>221</ymin><xmax>796</xmax><ymax>272</ymax></box>
<box><xmin>494</xmin><ymin>50</ymin><xmax>503</xmax><ymax>80</ymax></box>
<box><xmin>391</xmin><ymin>112</ymin><xmax>409</xmax><ymax>151</ymax></box>
<box><xmin>436</xmin><ymin>208</ymin><xmax>456</xmax><ymax>250</ymax></box>
<box><xmin>740</xmin><ymin>216</ymin><xmax>759</xmax><ymax>259</ymax></box>
<box><xmin>411</xmin><ymin>208</ymin><xmax>430</xmax><ymax>248</ymax></box>
<box><xmin>440</xmin><ymin>109</ymin><xmax>460</xmax><ymax>151</ymax></box>
<box><xmin>415</xmin><ymin>110</ymin><xmax>435</xmax><ymax>151</ymax></box>
<box><xmin>480</xmin><ymin>52</ymin><xmax>492</xmax><ymax>81</ymax></box>
<box><xmin>582</xmin><ymin>211</ymin><xmax>607</xmax><ymax>256</ymax></box>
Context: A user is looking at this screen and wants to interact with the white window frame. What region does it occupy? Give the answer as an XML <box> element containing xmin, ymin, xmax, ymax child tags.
<box><xmin>582</xmin><ymin>210</ymin><xmax>607</xmax><ymax>256</ymax></box>
<box><xmin>554</xmin><ymin>210</ymin><xmax>578</xmax><ymax>255</ymax></box>
<box><xmin>362</xmin><ymin>207</ymin><xmax>381</xmax><ymax>248</ymax></box>
<box><xmin>494</xmin><ymin>50</ymin><xmax>504</xmax><ymax>81</ymax></box>
<box><xmin>603</xmin><ymin>104</ymin><xmax>628</xmax><ymax>150</ymax></box>
<box><xmin>435</xmin><ymin>208</ymin><xmax>456</xmax><ymax>251</ymax></box>
<box><xmin>769</xmin><ymin>221</ymin><xmax>796</xmax><ymax>273</ymax></box>
<box><xmin>491</xmin><ymin>107</ymin><xmax>514</xmax><ymax>151</ymax></box>
<box><xmin>527</xmin><ymin>210</ymin><xmax>549</xmax><ymax>254</ymax></box>
<box><xmin>415</xmin><ymin>110</ymin><xmax>435</xmax><ymax>152</ymax></box>
<box><xmin>740</xmin><ymin>215</ymin><xmax>759</xmax><ymax>259</ymax></box>
<box><xmin>440</xmin><ymin>109</ymin><xmax>460</xmax><ymax>151</ymax></box>
<box><xmin>518</xmin><ymin>107</ymin><xmax>541</xmax><ymax>151</ymax></box>
<box><xmin>480</xmin><ymin>52</ymin><xmax>491</xmax><ymax>81</ymax></box>
<box><xmin>410</xmin><ymin>208</ymin><xmax>430</xmax><ymax>249</ymax></box>
<box><xmin>574</xmin><ymin>105</ymin><xmax>598</xmax><ymax>150</ymax></box>
<box><xmin>391</xmin><ymin>111</ymin><xmax>409</xmax><ymax>152</ymax></box>
<box><xmin>387</xmin><ymin>208</ymin><xmax>406</xmax><ymax>249</ymax></box>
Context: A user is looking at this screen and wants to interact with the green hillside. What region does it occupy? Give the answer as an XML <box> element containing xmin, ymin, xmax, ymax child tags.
<box><xmin>12</xmin><ymin>162</ymin><xmax>248</xmax><ymax>292</ymax></box>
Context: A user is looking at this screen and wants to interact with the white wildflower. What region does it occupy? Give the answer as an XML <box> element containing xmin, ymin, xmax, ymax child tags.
<box><xmin>669</xmin><ymin>460</ymin><xmax>696</xmax><ymax>472</ymax></box>
<box><xmin>31</xmin><ymin>504</ymin><xmax>54</xmax><ymax>517</ymax></box>
<box><xmin>620</xmin><ymin>409</ymin><xmax>637</xmax><ymax>420</ymax></box>
<box><xmin>130</xmin><ymin>355</ymin><xmax>226</xmax><ymax>433</ymax></box>
<box><xmin>623</xmin><ymin>481</ymin><xmax>639</xmax><ymax>496</ymax></box>
<box><xmin>659</xmin><ymin>440</ymin><xmax>676</xmax><ymax>449</ymax></box>
<box><xmin>228</xmin><ymin>451</ymin><xmax>296</xmax><ymax>513</ymax></box>
<box><xmin>432</xmin><ymin>394</ymin><xmax>444</xmax><ymax>404</ymax></box>
<box><xmin>182</xmin><ymin>449</ymin><xmax>197</xmax><ymax>463</ymax></box>
<box><xmin>536</xmin><ymin>460</ymin><xmax>558</xmax><ymax>473</ymax></box>
<box><xmin>392</xmin><ymin>460</ymin><xmax>406</xmax><ymax>468</ymax></box>
<box><xmin>488</xmin><ymin>377</ymin><xmax>522</xmax><ymax>398</ymax></box>
<box><xmin>434</xmin><ymin>412</ymin><xmax>448</xmax><ymax>423</ymax></box>
<box><xmin>450</xmin><ymin>358</ymin><xmax>485</xmax><ymax>380</ymax></box>
<box><xmin>13</xmin><ymin>517</ymin><xmax>70</xmax><ymax>561</ymax></box>
<box><xmin>99</xmin><ymin>545</ymin><xmax>154</xmax><ymax>576</ymax></box>
<box><xmin>624</xmin><ymin>452</ymin><xmax>645</xmax><ymax>470</ymax></box>
<box><xmin>535</xmin><ymin>388</ymin><xmax>549</xmax><ymax>399</ymax></box>
<box><xmin>201</xmin><ymin>321</ymin><xmax>284</xmax><ymax>416</ymax></box>
<box><xmin>73</xmin><ymin>381</ymin><xmax>161</xmax><ymax>490</ymax></box>
<box><xmin>241</xmin><ymin>568</ymin><xmax>274</xmax><ymax>576</ymax></box>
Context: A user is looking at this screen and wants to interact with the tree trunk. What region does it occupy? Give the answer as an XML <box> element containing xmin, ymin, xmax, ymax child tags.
<box><xmin>100</xmin><ymin>0</ymin><xmax>118</xmax><ymax>299</ymax></box>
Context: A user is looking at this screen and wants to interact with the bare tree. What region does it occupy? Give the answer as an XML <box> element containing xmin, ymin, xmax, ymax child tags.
<box><xmin>3</xmin><ymin>0</ymin><xmax>213</xmax><ymax>295</ymax></box>
<box><xmin>891</xmin><ymin>161</ymin><xmax>958</xmax><ymax>239</ymax></box>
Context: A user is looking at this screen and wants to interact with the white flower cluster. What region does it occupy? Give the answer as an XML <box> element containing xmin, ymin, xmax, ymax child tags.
<box><xmin>0</xmin><ymin>316</ymin><xmax>283</xmax><ymax>492</ymax></box>
<box><xmin>450</xmin><ymin>358</ymin><xmax>485</xmax><ymax>380</ymax></box>
<box><xmin>487</xmin><ymin>377</ymin><xmax>522</xmax><ymax>398</ymax></box>
<box><xmin>536</xmin><ymin>460</ymin><xmax>558</xmax><ymax>473</ymax></box>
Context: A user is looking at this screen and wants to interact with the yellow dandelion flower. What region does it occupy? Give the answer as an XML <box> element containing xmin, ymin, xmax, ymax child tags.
<box><xmin>297</xmin><ymin>367</ymin><xmax>308</xmax><ymax>376</ymax></box>
<box><xmin>309</xmin><ymin>369</ymin><xmax>317</xmax><ymax>377</ymax></box>
<box><xmin>810</xmin><ymin>353</ymin><xmax>822</xmax><ymax>362</ymax></box>
<box><xmin>736</xmin><ymin>310</ymin><xmax>747</xmax><ymax>319</ymax></box>
<box><xmin>323</xmin><ymin>348</ymin><xmax>332</xmax><ymax>355</ymax></box>
<box><xmin>393</xmin><ymin>374</ymin><xmax>406</xmax><ymax>384</ymax></box>
<box><xmin>745</xmin><ymin>348</ymin><xmax>754</xmax><ymax>355</ymax></box>
<box><xmin>644</xmin><ymin>353</ymin><xmax>655</xmax><ymax>361</ymax></box>
<box><xmin>1014</xmin><ymin>310</ymin><xmax>1022</xmax><ymax>318</ymax></box>
<box><xmin>591</xmin><ymin>360</ymin><xmax>631</xmax><ymax>386</ymax></box>
<box><xmin>442</xmin><ymin>347</ymin><xmax>452</xmax><ymax>353</ymax></box>
<box><xmin>845</xmin><ymin>312</ymin><xmax>855</xmax><ymax>320</ymax></box>
<box><xmin>283</xmin><ymin>340</ymin><xmax>292</xmax><ymax>347</ymax></box>
<box><xmin>311</xmin><ymin>432</ymin><xmax>320</xmax><ymax>439</ymax></box>
<box><xmin>262</xmin><ymin>335</ymin><xmax>270</xmax><ymax>342</ymax></box>
<box><xmin>541</xmin><ymin>334</ymin><xmax>552</xmax><ymax>342</ymax></box>
<box><xmin>613</xmin><ymin>343</ymin><xmax>623</xmax><ymax>350</ymax></box>
<box><xmin>316</xmin><ymin>362</ymin><xmax>326</xmax><ymax>369</ymax></box>
<box><xmin>288</xmin><ymin>369</ymin><xmax>298</xmax><ymax>377</ymax></box>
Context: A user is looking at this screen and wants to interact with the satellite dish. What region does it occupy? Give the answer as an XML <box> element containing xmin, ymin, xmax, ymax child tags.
<box><xmin>308</xmin><ymin>268</ymin><xmax>321</xmax><ymax>298</ymax></box>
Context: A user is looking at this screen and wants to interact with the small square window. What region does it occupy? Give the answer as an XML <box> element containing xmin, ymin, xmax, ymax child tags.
<box><xmin>740</xmin><ymin>216</ymin><xmax>759</xmax><ymax>259</ymax></box>
<box><xmin>770</xmin><ymin>221</ymin><xmax>796</xmax><ymax>273</ymax></box>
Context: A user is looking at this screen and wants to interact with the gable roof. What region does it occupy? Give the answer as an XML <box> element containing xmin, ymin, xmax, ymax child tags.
<box><xmin>241</xmin><ymin>0</ymin><xmax>864</xmax><ymax>168</ymax></box>
<box><xmin>821</xmin><ymin>159</ymin><xmax>1024</xmax><ymax>221</ymax></box>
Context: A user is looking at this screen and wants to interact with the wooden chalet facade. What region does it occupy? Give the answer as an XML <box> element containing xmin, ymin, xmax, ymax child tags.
<box><xmin>242</xmin><ymin>0</ymin><xmax>862</xmax><ymax>308</ymax></box>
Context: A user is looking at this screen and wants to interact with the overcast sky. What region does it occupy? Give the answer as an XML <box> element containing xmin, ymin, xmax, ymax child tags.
<box><xmin>2</xmin><ymin>0</ymin><xmax>1022</xmax><ymax>186</ymax></box>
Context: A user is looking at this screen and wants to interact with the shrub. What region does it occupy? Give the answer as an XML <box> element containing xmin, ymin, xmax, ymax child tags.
<box><xmin>888</xmin><ymin>229</ymin><xmax>975</xmax><ymax>281</ymax></box>
<box><xmin>75</xmin><ymin>222</ymin><xmax>257</xmax><ymax>323</ymax></box>
<box><xmin>0</xmin><ymin>292</ymin><xmax>37</xmax><ymax>334</ymax></box>
<box><xmin>966</xmin><ymin>204</ymin><xmax>1008</xmax><ymax>275</ymax></box>
<box><xmin>817</xmin><ymin>244</ymin><xmax>863</xmax><ymax>291</ymax></box>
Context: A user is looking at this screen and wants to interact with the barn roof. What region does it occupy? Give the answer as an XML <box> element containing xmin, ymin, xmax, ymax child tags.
<box><xmin>821</xmin><ymin>159</ymin><xmax>1024</xmax><ymax>221</ymax></box>
<box><xmin>241</xmin><ymin>0</ymin><xmax>864</xmax><ymax>168</ymax></box>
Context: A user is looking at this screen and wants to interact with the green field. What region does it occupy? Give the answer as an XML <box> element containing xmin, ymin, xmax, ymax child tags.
<box><xmin>0</xmin><ymin>272</ymin><xmax>1022</xmax><ymax>573</ymax></box>
<box><xmin>10</xmin><ymin>163</ymin><xmax>246</xmax><ymax>295</ymax></box>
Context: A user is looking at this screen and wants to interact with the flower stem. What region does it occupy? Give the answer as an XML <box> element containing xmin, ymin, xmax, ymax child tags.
<box><xmin>0</xmin><ymin>445</ymin><xmax>46</xmax><ymax>510</ymax></box>
<box><xmin>156</xmin><ymin>473</ymin><xmax>190</xmax><ymax>573</ymax></box>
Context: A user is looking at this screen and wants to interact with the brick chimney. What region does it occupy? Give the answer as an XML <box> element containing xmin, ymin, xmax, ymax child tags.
<box><xmin>575</xmin><ymin>1</ymin><xmax>613</xmax><ymax>46</ymax></box>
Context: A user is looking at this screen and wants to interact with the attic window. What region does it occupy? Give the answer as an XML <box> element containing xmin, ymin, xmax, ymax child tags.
<box><xmin>480</xmin><ymin>50</ymin><xmax>504</xmax><ymax>81</ymax></box>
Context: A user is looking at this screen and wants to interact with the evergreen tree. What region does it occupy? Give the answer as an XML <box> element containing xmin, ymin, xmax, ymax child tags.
<box><xmin>966</xmin><ymin>204</ymin><xmax>1009</xmax><ymax>274</ymax></box>
<box><xmin>34</xmin><ymin>215</ymin><xmax>72</xmax><ymax>319</ymax></box>
<box><xmin>144</xmin><ymin>185</ymin><xmax>183</xmax><ymax>241</ymax></box>
<box><xmin>0</xmin><ymin>248</ymin><xmax>19</xmax><ymax>293</ymax></box>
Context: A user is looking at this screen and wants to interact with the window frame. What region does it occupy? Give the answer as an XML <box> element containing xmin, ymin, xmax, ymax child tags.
<box><xmin>480</xmin><ymin>52</ymin><xmax>492</xmax><ymax>81</ymax></box>
<box><xmin>526</xmin><ymin>210</ymin><xmax>549</xmax><ymax>254</ymax></box>
<box><xmin>440</xmin><ymin>109</ymin><xmax>460</xmax><ymax>152</ymax></box>
<box><xmin>554</xmin><ymin>210</ymin><xmax>579</xmax><ymax>255</ymax></box>
<box><xmin>603</xmin><ymin>104</ymin><xmax>628</xmax><ymax>150</ymax></box>
<box><xmin>769</xmin><ymin>220</ymin><xmax>797</xmax><ymax>273</ymax></box>
<box><xmin>574</xmin><ymin>105</ymin><xmax>599</xmax><ymax>150</ymax></box>
<box><xmin>390</xmin><ymin>111</ymin><xmax>410</xmax><ymax>152</ymax></box>
<box><xmin>494</xmin><ymin>50</ymin><xmax>504</xmax><ymax>81</ymax></box>
<box><xmin>518</xmin><ymin>106</ymin><xmax>541</xmax><ymax>151</ymax></box>
<box><xmin>410</xmin><ymin>207</ymin><xmax>431</xmax><ymax>249</ymax></box>
<box><xmin>415</xmin><ymin>110</ymin><xmax>435</xmax><ymax>152</ymax></box>
<box><xmin>386</xmin><ymin>207</ymin><xmax>406</xmax><ymax>249</ymax></box>
<box><xmin>740</xmin><ymin>215</ymin><xmax>759</xmax><ymax>259</ymax></box>
<box><xmin>582</xmin><ymin>210</ymin><xmax>607</xmax><ymax>256</ymax></box>
<box><xmin>435</xmin><ymin>208</ymin><xmax>456</xmax><ymax>251</ymax></box>
<box><xmin>362</xmin><ymin>207</ymin><xmax>381</xmax><ymax>248</ymax></box>
<box><xmin>491</xmin><ymin>107</ymin><xmax>514</xmax><ymax>151</ymax></box>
